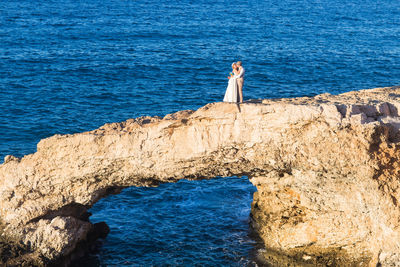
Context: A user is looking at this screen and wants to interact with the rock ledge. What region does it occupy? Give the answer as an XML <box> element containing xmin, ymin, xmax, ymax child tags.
<box><xmin>2</xmin><ymin>86</ymin><xmax>400</xmax><ymax>266</ymax></box>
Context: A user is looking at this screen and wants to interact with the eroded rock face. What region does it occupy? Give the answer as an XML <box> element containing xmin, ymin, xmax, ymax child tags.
<box><xmin>1</xmin><ymin>86</ymin><xmax>400</xmax><ymax>265</ymax></box>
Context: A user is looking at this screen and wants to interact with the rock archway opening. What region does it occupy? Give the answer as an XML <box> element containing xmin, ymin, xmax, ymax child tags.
<box><xmin>82</xmin><ymin>176</ymin><xmax>258</xmax><ymax>266</ymax></box>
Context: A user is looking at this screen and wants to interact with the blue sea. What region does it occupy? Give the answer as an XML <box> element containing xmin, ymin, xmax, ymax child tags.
<box><xmin>1</xmin><ymin>0</ymin><xmax>400</xmax><ymax>265</ymax></box>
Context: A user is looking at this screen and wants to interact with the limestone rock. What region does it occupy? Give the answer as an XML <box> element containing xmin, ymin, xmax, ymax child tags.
<box><xmin>20</xmin><ymin>217</ymin><xmax>91</xmax><ymax>260</ymax></box>
<box><xmin>1</xmin><ymin>86</ymin><xmax>400</xmax><ymax>265</ymax></box>
<box><xmin>3</xmin><ymin>155</ymin><xmax>20</xmax><ymax>164</ymax></box>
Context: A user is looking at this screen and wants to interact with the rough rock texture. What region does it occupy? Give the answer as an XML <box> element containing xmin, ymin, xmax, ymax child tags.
<box><xmin>2</xmin><ymin>86</ymin><xmax>400</xmax><ymax>265</ymax></box>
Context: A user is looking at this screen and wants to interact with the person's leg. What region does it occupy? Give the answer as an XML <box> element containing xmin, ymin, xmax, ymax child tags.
<box><xmin>241</xmin><ymin>79</ymin><xmax>244</xmax><ymax>102</ymax></box>
<box><xmin>238</xmin><ymin>79</ymin><xmax>243</xmax><ymax>102</ymax></box>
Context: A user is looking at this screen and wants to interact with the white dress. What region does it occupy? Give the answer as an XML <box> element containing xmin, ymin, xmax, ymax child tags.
<box><xmin>223</xmin><ymin>77</ymin><xmax>238</xmax><ymax>103</ymax></box>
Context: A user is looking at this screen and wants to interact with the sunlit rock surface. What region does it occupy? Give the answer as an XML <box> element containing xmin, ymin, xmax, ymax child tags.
<box><xmin>1</xmin><ymin>86</ymin><xmax>400</xmax><ymax>266</ymax></box>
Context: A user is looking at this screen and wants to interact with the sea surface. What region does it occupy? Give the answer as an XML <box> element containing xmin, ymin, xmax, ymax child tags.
<box><xmin>1</xmin><ymin>0</ymin><xmax>400</xmax><ymax>266</ymax></box>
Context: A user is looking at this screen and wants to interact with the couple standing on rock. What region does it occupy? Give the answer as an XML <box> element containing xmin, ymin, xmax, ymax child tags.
<box><xmin>223</xmin><ymin>61</ymin><xmax>245</xmax><ymax>103</ymax></box>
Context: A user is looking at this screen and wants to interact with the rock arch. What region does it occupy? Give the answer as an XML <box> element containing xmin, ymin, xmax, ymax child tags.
<box><xmin>1</xmin><ymin>86</ymin><xmax>400</xmax><ymax>266</ymax></box>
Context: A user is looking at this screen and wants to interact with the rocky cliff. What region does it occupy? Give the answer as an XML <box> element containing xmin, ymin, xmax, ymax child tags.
<box><xmin>1</xmin><ymin>86</ymin><xmax>400</xmax><ymax>266</ymax></box>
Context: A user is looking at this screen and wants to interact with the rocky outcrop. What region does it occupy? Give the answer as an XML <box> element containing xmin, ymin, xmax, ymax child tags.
<box><xmin>1</xmin><ymin>86</ymin><xmax>400</xmax><ymax>266</ymax></box>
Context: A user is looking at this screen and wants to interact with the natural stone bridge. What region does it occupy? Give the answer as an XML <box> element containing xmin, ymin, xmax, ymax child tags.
<box><xmin>2</xmin><ymin>86</ymin><xmax>400</xmax><ymax>266</ymax></box>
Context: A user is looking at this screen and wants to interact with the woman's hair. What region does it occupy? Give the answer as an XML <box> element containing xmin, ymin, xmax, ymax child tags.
<box><xmin>231</xmin><ymin>62</ymin><xmax>237</xmax><ymax>68</ymax></box>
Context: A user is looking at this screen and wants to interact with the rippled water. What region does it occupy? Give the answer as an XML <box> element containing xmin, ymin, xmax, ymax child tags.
<box><xmin>77</xmin><ymin>177</ymin><xmax>257</xmax><ymax>266</ymax></box>
<box><xmin>1</xmin><ymin>0</ymin><xmax>400</xmax><ymax>265</ymax></box>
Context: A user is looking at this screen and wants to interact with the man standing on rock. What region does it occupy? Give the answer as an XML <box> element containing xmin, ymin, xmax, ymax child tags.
<box><xmin>236</xmin><ymin>61</ymin><xmax>245</xmax><ymax>103</ymax></box>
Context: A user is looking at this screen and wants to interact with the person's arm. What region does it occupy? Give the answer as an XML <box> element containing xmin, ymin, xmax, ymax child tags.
<box><xmin>237</xmin><ymin>67</ymin><xmax>244</xmax><ymax>78</ymax></box>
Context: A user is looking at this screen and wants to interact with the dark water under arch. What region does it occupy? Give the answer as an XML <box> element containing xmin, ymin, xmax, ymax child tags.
<box><xmin>78</xmin><ymin>177</ymin><xmax>257</xmax><ymax>266</ymax></box>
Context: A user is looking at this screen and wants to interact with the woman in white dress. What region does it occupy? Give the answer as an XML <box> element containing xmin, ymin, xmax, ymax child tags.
<box><xmin>223</xmin><ymin>63</ymin><xmax>239</xmax><ymax>103</ymax></box>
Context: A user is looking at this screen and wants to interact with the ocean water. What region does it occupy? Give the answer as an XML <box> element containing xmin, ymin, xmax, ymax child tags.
<box><xmin>1</xmin><ymin>0</ymin><xmax>400</xmax><ymax>265</ymax></box>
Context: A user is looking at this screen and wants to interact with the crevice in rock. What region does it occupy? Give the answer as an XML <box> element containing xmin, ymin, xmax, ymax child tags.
<box><xmin>28</xmin><ymin>203</ymin><xmax>91</xmax><ymax>224</ymax></box>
